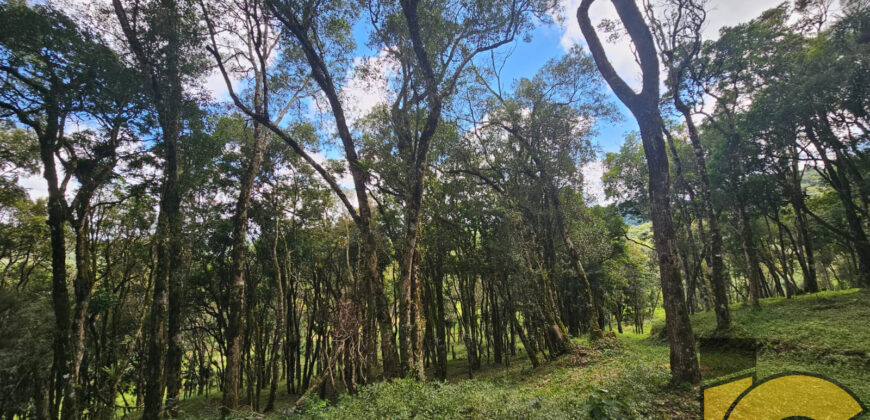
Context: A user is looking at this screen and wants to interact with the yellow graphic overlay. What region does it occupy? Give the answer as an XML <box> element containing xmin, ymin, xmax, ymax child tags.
<box><xmin>704</xmin><ymin>376</ymin><xmax>754</xmax><ymax>420</ymax></box>
<box><xmin>703</xmin><ymin>372</ymin><xmax>865</xmax><ymax>420</ymax></box>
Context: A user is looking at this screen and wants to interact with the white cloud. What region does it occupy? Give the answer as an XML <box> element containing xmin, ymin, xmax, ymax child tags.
<box><xmin>203</xmin><ymin>68</ymin><xmax>240</xmax><ymax>102</ymax></box>
<box><xmin>341</xmin><ymin>48</ymin><xmax>398</xmax><ymax>126</ymax></box>
<box><xmin>19</xmin><ymin>174</ymin><xmax>48</xmax><ymax>200</ymax></box>
<box><xmin>582</xmin><ymin>160</ymin><xmax>609</xmax><ymax>205</ymax></box>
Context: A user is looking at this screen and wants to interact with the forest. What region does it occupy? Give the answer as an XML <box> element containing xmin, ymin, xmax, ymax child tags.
<box><xmin>0</xmin><ymin>0</ymin><xmax>868</xmax><ymax>418</ymax></box>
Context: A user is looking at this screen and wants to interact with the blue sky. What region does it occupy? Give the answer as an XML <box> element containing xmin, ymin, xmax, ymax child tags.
<box><xmin>347</xmin><ymin>14</ymin><xmax>635</xmax><ymax>156</ymax></box>
<box><xmin>325</xmin><ymin>0</ymin><xmax>784</xmax><ymax>203</ymax></box>
<box><xmin>340</xmin><ymin>0</ymin><xmax>787</xmax><ymax>156</ymax></box>
<box><xmin>473</xmin><ymin>22</ymin><xmax>636</xmax><ymax>155</ymax></box>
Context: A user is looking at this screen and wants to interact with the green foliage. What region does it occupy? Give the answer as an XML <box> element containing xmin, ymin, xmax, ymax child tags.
<box><xmin>579</xmin><ymin>389</ymin><xmax>629</xmax><ymax>420</ymax></box>
<box><xmin>0</xmin><ymin>286</ymin><xmax>53</xmax><ymax>416</ymax></box>
<box><xmin>602</xmin><ymin>134</ymin><xmax>648</xmax><ymax>219</ymax></box>
<box><xmin>301</xmin><ymin>378</ymin><xmax>598</xmax><ymax>420</ymax></box>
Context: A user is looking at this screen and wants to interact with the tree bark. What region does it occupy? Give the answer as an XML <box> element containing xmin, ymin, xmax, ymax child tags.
<box><xmin>37</xmin><ymin>111</ymin><xmax>72</xmax><ymax>420</ymax></box>
<box><xmin>266</xmin><ymin>220</ymin><xmax>284</xmax><ymax>412</ymax></box>
<box><xmin>112</xmin><ymin>0</ymin><xmax>185</xmax><ymax>415</ymax></box>
<box><xmin>673</xmin><ymin>95</ymin><xmax>731</xmax><ymax>331</ymax></box>
<box><xmin>578</xmin><ymin>0</ymin><xmax>700</xmax><ymax>385</ymax></box>
<box><xmin>223</xmin><ymin>119</ymin><xmax>267</xmax><ymax>414</ymax></box>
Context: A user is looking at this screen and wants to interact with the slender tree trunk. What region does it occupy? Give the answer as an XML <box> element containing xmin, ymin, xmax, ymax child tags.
<box><xmin>143</xmin><ymin>174</ymin><xmax>175</xmax><ymax>420</ymax></box>
<box><xmin>398</xmin><ymin>213</ymin><xmax>425</xmax><ymax>378</ymax></box>
<box><xmin>433</xmin><ymin>267</ymin><xmax>448</xmax><ymax>380</ymax></box>
<box><xmin>164</xmin><ymin>207</ymin><xmax>184</xmax><ymax>416</ymax></box>
<box><xmin>34</xmin><ymin>377</ymin><xmax>51</xmax><ymax>420</ymax></box>
<box><xmin>223</xmin><ymin>119</ymin><xmax>267</xmax><ymax>414</ymax></box>
<box><xmin>266</xmin><ymin>221</ymin><xmax>284</xmax><ymax>411</ymax></box>
<box><xmin>674</xmin><ymin>96</ymin><xmax>731</xmax><ymax>331</ymax></box>
<box><xmin>364</xmin><ymin>229</ymin><xmax>401</xmax><ymax>379</ymax></box>
<box><xmin>39</xmin><ymin>119</ymin><xmax>71</xmax><ymax>420</ymax></box>
<box><xmin>736</xmin><ymin>195</ymin><xmax>762</xmax><ymax>308</ymax></box>
<box><xmin>789</xmin><ymin>147</ymin><xmax>819</xmax><ymax>292</ymax></box>
<box><xmin>548</xmin><ymin>185</ymin><xmax>602</xmax><ymax>340</ymax></box>
<box><xmin>60</xmin><ymin>219</ymin><xmax>94</xmax><ymax>420</ymax></box>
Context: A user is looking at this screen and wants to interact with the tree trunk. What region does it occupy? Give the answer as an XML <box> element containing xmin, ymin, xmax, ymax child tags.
<box><xmin>433</xmin><ymin>269</ymin><xmax>448</xmax><ymax>380</ymax></box>
<box><xmin>112</xmin><ymin>1</ymin><xmax>185</xmax><ymax>417</ymax></box>
<box><xmin>38</xmin><ymin>119</ymin><xmax>71</xmax><ymax>420</ymax></box>
<box><xmin>578</xmin><ymin>0</ymin><xmax>700</xmax><ymax>385</ymax></box>
<box><xmin>223</xmin><ymin>119</ymin><xmax>267</xmax><ymax>414</ymax></box>
<box><xmin>364</xmin><ymin>230</ymin><xmax>401</xmax><ymax>379</ymax></box>
<box><xmin>60</xmin><ymin>218</ymin><xmax>94</xmax><ymax>420</ymax></box>
<box><xmin>789</xmin><ymin>147</ymin><xmax>819</xmax><ymax>292</ymax></box>
<box><xmin>398</xmin><ymin>214</ymin><xmax>425</xmax><ymax>379</ymax></box>
<box><xmin>266</xmin><ymin>221</ymin><xmax>284</xmax><ymax>411</ymax></box>
<box><xmin>548</xmin><ymin>185</ymin><xmax>601</xmax><ymax>340</ymax></box>
<box><xmin>641</xmin><ymin>112</ymin><xmax>702</xmax><ymax>384</ymax></box>
<box><xmin>736</xmin><ymin>197</ymin><xmax>763</xmax><ymax>308</ymax></box>
<box><xmin>673</xmin><ymin>95</ymin><xmax>731</xmax><ymax>331</ymax></box>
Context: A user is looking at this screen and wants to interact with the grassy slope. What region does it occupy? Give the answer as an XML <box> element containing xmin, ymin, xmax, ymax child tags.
<box><xmin>166</xmin><ymin>289</ymin><xmax>869</xmax><ymax>419</ymax></box>
<box><xmin>691</xmin><ymin>289</ymin><xmax>870</xmax><ymax>410</ymax></box>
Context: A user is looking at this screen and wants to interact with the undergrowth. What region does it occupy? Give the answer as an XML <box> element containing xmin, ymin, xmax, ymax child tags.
<box><xmin>161</xmin><ymin>290</ymin><xmax>869</xmax><ymax>419</ymax></box>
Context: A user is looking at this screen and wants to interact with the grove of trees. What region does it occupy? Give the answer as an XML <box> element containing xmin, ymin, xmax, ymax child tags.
<box><xmin>0</xmin><ymin>0</ymin><xmax>867</xmax><ymax>418</ymax></box>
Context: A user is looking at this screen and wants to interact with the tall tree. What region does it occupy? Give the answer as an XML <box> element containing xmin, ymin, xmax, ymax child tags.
<box><xmin>198</xmin><ymin>0</ymin><xmax>291</xmax><ymax>411</ymax></box>
<box><xmin>206</xmin><ymin>0</ymin><xmax>403</xmax><ymax>381</ymax></box>
<box><xmin>577</xmin><ymin>0</ymin><xmax>700</xmax><ymax>384</ymax></box>
<box><xmin>112</xmin><ymin>0</ymin><xmax>201</xmax><ymax>415</ymax></box>
<box><xmin>367</xmin><ymin>0</ymin><xmax>558</xmax><ymax>377</ymax></box>
<box><xmin>0</xmin><ymin>4</ymin><xmax>143</xmax><ymax>417</ymax></box>
<box><xmin>646</xmin><ymin>0</ymin><xmax>731</xmax><ymax>331</ymax></box>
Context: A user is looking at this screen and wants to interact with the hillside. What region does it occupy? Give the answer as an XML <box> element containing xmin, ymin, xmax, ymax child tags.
<box><xmin>157</xmin><ymin>289</ymin><xmax>869</xmax><ymax>419</ymax></box>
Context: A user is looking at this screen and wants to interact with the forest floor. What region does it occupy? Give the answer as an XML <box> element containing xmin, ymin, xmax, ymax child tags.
<box><xmin>152</xmin><ymin>289</ymin><xmax>870</xmax><ymax>419</ymax></box>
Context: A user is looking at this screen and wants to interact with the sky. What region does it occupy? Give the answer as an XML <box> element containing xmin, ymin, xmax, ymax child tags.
<box><xmin>336</xmin><ymin>0</ymin><xmax>788</xmax><ymax>153</ymax></box>
<box><xmin>329</xmin><ymin>0</ymin><xmax>786</xmax><ymax>203</ymax></box>
<box><xmin>19</xmin><ymin>0</ymin><xmax>787</xmax><ymax>203</ymax></box>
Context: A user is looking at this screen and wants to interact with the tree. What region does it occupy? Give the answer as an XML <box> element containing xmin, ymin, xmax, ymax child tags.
<box><xmin>478</xmin><ymin>47</ymin><xmax>615</xmax><ymax>340</ymax></box>
<box><xmin>205</xmin><ymin>0</ymin><xmax>403</xmax><ymax>381</ymax></box>
<box><xmin>112</xmin><ymin>0</ymin><xmax>204</xmax><ymax>415</ymax></box>
<box><xmin>1</xmin><ymin>4</ymin><xmax>145</xmax><ymax>417</ymax></box>
<box><xmin>646</xmin><ymin>0</ymin><xmax>731</xmax><ymax>331</ymax></box>
<box><xmin>577</xmin><ymin>0</ymin><xmax>700</xmax><ymax>384</ymax></box>
<box><xmin>365</xmin><ymin>0</ymin><xmax>558</xmax><ymax>378</ymax></box>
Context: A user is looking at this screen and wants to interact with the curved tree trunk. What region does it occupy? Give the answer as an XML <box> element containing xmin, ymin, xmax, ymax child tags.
<box><xmin>578</xmin><ymin>0</ymin><xmax>700</xmax><ymax>385</ymax></box>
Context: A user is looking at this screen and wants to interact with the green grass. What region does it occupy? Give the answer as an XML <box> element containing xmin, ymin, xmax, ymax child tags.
<box><xmin>691</xmin><ymin>289</ymin><xmax>870</xmax><ymax>354</ymax></box>
<box><xmin>691</xmin><ymin>289</ymin><xmax>870</xmax><ymax>417</ymax></box>
<box><xmin>147</xmin><ymin>289</ymin><xmax>869</xmax><ymax>419</ymax></box>
<box><xmin>301</xmin><ymin>336</ymin><xmax>692</xmax><ymax>420</ymax></box>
